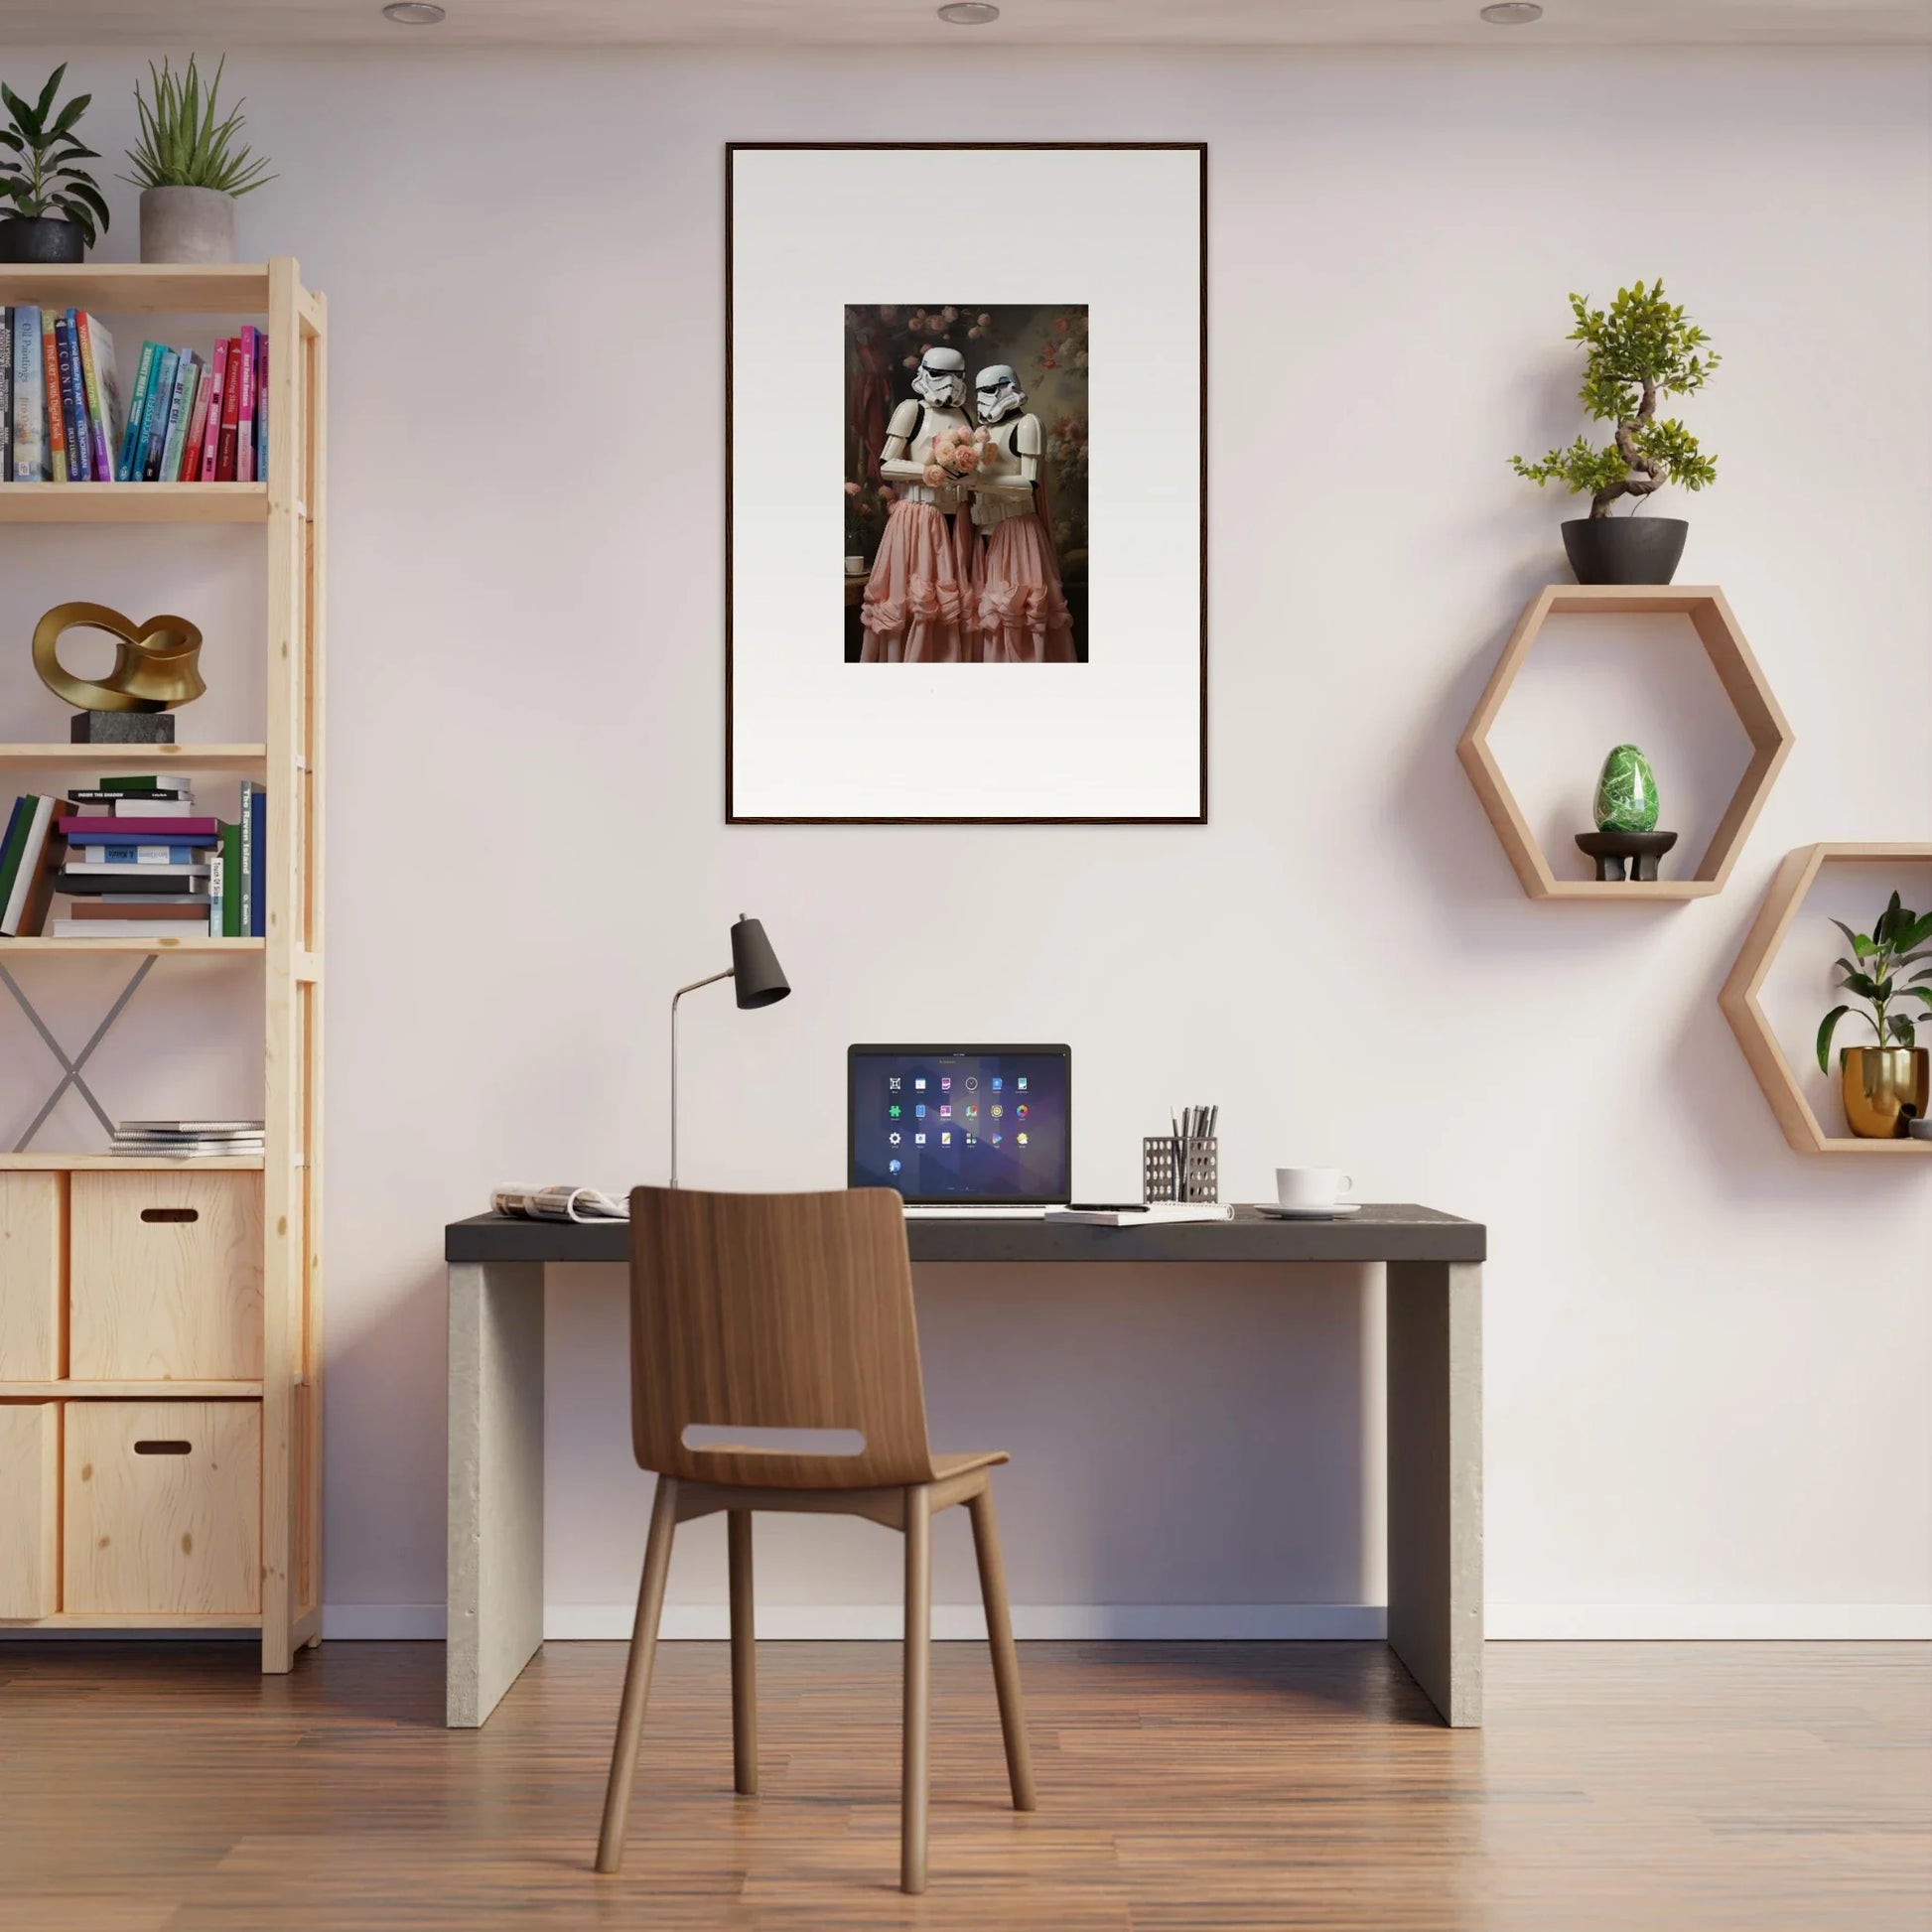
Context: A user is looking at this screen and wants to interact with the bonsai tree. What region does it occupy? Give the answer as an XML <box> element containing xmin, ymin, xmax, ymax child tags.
<box><xmin>1512</xmin><ymin>281</ymin><xmax>1718</xmax><ymax>518</ymax></box>
<box><xmin>123</xmin><ymin>57</ymin><xmax>275</xmax><ymax>200</ymax></box>
<box><xmin>0</xmin><ymin>65</ymin><xmax>110</xmax><ymax>246</ymax></box>
<box><xmin>1817</xmin><ymin>892</ymin><xmax>1932</xmax><ymax>1071</ymax></box>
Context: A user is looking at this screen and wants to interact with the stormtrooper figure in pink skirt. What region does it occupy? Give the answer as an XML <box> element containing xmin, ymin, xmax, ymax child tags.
<box><xmin>966</xmin><ymin>363</ymin><xmax>1075</xmax><ymax>664</ymax></box>
<box><xmin>859</xmin><ymin>345</ymin><xmax>978</xmax><ymax>663</ymax></box>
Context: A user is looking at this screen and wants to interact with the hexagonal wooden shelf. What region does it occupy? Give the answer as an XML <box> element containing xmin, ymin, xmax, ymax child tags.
<box><xmin>1720</xmin><ymin>842</ymin><xmax>1932</xmax><ymax>1158</ymax></box>
<box><xmin>1457</xmin><ymin>585</ymin><xmax>1795</xmax><ymax>900</ymax></box>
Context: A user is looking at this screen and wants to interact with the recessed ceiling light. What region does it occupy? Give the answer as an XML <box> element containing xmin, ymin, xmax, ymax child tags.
<box><xmin>1479</xmin><ymin>2</ymin><xmax>1544</xmax><ymax>21</ymax></box>
<box><xmin>938</xmin><ymin>3</ymin><xmax>1001</xmax><ymax>24</ymax></box>
<box><xmin>382</xmin><ymin>2</ymin><xmax>447</xmax><ymax>22</ymax></box>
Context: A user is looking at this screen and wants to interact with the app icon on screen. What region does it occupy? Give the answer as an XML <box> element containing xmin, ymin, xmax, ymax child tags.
<box><xmin>991</xmin><ymin>1076</ymin><xmax>1003</xmax><ymax>1091</ymax></box>
<box><xmin>915</xmin><ymin>1103</ymin><xmax>926</xmax><ymax>1119</ymax></box>
<box><xmin>940</xmin><ymin>1076</ymin><xmax>952</xmax><ymax>1091</ymax></box>
<box><xmin>940</xmin><ymin>1132</ymin><xmax>951</xmax><ymax>1146</ymax></box>
<box><xmin>914</xmin><ymin>1134</ymin><xmax>926</xmax><ymax>1145</ymax></box>
<box><xmin>914</xmin><ymin>1077</ymin><xmax>926</xmax><ymax>1090</ymax></box>
<box><xmin>1016</xmin><ymin>1103</ymin><xmax>1028</xmax><ymax>1120</ymax></box>
<box><xmin>990</xmin><ymin>1132</ymin><xmax>1003</xmax><ymax>1146</ymax></box>
<box><xmin>1017</xmin><ymin>1133</ymin><xmax>1028</xmax><ymax>1146</ymax></box>
<box><xmin>1017</xmin><ymin>1076</ymin><xmax>1028</xmax><ymax>1091</ymax></box>
<box><xmin>890</xmin><ymin>1104</ymin><xmax>901</xmax><ymax>1118</ymax></box>
<box><xmin>889</xmin><ymin>1158</ymin><xmax>902</xmax><ymax>1173</ymax></box>
<box><xmin>965</xmin><ymin>1135</ymin><xmax>977</xmax><ymax>1146</ymax></box>
<box><xmin>890</xmin><ymin>1132</ymin><xmax>901</xmax><ymax>1145</ymax></box>
<box><xmin>990</xmin><ymin>1104</ymin><xmax>1003</xmax><ymax>1120</ymax></box>
<box><xmin>889</xmin><ymin>1076</ymin><xmax>901</xmax><ymax>1092</ymax></box>
<box><xmin>965</xmin><ymin>1105</ymin><xmax>977</xmax><ymax>1119</ymax></box>
<box><xmin>939</xmin><ymin>1105</ymin><xmax>951</xmax><ymax>1118</ymax></box>
<box><xmin>965</xmin><ymin>1076</ymin><xmax>978</xmax><ymax>1091</ymax></box>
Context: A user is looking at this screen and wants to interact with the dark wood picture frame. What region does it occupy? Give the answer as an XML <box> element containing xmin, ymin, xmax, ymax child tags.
<box><xmin>725</xmin><ymin>141</ymin><xmax>1208</xmax><ymax>826</ymax></box>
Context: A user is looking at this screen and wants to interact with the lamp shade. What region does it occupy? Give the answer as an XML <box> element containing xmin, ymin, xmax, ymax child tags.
<box><xmin>730</xmin><ymin>915</ymin><xmax>790</xmax><ymax>1009</ymax></box>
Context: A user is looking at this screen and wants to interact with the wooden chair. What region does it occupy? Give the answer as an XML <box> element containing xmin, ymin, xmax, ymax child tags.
<box><xmin>594</xmin><ymin>1185</ymin><xmax>1036</xmax><ymax>1894</ymax></box>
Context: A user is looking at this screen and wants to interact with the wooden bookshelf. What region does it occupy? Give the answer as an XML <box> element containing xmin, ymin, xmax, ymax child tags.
<box><xmin>0</xmin><ymin>260</ymin><xmax>325</xmax><ymax>1671</ymax></box>
<box><xmin>0</xmin><ymin>483</ymin><xmax>267</xmax><ymax>524</ymax></box>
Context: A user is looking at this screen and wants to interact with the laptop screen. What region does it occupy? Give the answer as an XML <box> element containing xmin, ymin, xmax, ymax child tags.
<box><xmin>848</xmin><ymin>1044</ymin><xmax>1071</xmax><ymax>1204</ymax></box>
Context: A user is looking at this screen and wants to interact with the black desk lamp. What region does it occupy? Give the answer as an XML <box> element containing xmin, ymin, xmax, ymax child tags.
<box><xmin>668</xmin><ymin>914</ymin><xmax>790</xmax><ymax>1186</ymax></box>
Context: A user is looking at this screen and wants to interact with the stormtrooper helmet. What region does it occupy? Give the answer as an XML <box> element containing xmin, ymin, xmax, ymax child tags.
<box><xmin>975</xmin><ymin>364</ymin><xmax>1026</xmax><ymax>424</ymax></box>
<box><xmin>910</xmin><ymin>346</ymin><xmax>967</xmax><ymax>408</ymax></box>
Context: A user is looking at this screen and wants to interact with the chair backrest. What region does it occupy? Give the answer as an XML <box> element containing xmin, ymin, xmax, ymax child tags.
<box><xmin>626</xmin><ymin>1185</ymin><xmax>938</xmax><ymax>1490</ymax></box>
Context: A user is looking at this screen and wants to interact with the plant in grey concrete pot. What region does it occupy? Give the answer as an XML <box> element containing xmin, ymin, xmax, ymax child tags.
<box><xmin>1511</xmin><ymin>281</ymin><xmax>1719</xmax><ymax>585</ymax></box>
<box><xmin>0</xmin><ymin>66</ymin><xmax>110</xmax><ymax>264</ymax></box>
<box><xmin>124</xmin><ymin>57</ymin><xmax>274</xmax><ymax>265</ymax></box>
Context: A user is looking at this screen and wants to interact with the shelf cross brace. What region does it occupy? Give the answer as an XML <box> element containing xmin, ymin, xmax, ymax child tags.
<box><xmin>1</xmin><ymin>956</ymin><xmax>156</xmax><ymax>1151</ymax></box>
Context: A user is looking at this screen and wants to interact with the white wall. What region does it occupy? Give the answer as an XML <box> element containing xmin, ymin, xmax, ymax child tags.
<box><xmin>4</xmin><ymin>44</ymin><xmax>1929</xmax><ymax>1640</ymax></box>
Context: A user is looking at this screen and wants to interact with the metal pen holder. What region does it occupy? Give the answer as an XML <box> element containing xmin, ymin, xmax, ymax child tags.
<box><xmin>1143</xmin><ymin>1135</ymin><xmax>1218</xmax><ymax>1205</ymax></box>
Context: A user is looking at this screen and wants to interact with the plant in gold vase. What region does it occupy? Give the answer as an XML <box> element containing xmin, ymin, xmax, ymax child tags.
<box><xmin>1816</xmin><ymin>893</ymin><xmax>1932</xmax><ymax>1138</ymax></box>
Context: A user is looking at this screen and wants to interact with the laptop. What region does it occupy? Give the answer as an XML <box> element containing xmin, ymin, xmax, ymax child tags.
<box><xmin>848</xmin><ymin>1043</ymin><xmax>1071</xmax><ymax>1216</ymax></box>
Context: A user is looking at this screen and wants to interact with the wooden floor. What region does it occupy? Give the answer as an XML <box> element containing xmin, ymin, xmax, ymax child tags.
<box><xmin>0</xmin><ymin>1640</ymin><xmax>1926</xmax><ymax>1930</ymax></box>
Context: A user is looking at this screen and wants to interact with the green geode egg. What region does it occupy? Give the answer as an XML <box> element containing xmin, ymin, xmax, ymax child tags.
<box><xmin>1594</xmin><ymin>744</ymin><xmax>1659</xmax><ymax>833</ymax></box>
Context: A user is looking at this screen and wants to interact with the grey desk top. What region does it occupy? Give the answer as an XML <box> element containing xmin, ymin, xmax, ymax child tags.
<box><xmin>445</xmin><ymin>1202</ymin><xmax>1483</xmax><ymax>1267</ymax></box>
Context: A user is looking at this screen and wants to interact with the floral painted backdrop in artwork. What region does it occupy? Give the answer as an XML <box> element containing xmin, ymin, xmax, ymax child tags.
<box><xmin>844</xmin><ymin>303</ymin><xmax>1090</xmax><ymax>663</ymax></box>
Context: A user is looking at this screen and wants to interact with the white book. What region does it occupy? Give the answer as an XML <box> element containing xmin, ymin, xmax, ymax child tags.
<box><xmin>51</xmin><ymin>917</ymin><xmax>209</xmax><ymax>938</ymax></box>
<box><xmin>1042</xmin><ymin>1203</ymin><xmax>1233</xmax><ymax>1227</ymax></box>
<box><xmin>65</xmin><ymin>860</ymin><xmax>209</xmax><ymax>876</ymax></box>
<box><xmin>96</xmin><ymin>798</ymin><xmax>198</xmax><ymax>819</ymax></box>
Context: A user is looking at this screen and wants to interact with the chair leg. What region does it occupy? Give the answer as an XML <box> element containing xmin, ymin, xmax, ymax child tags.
<box><xmin>967</xmin><ymin>1484</ymin><xmax>1037</xmax><ymax>1812</ymax></box>
<box><xmin>728</xmin><ymin>1508</ymin><xmax>758</xmax><ymax>1796</ymax></box>
<box><xmin>595</xmin><ymin>1475</ymin><xmax>679</xmax><ymax>1873</ymax></box>
<box><xmin>901</xmin><ymin>1483</ymin><xmax>932</xmax><ymax>1895</ymax></box>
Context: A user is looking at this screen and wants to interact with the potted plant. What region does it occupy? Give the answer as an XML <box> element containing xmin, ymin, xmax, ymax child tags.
<box><xmin>0</xmin><ymin>66</ymin><xmax>109</xmax><ymax>264</ymax></box>
<box><xmin>1817</xmin><ymin>892</ymin><xmax>1932</xmax><ymax>1138</ymax></box>
<box><xmin>1511</xmin><ymin>281</ymin><xmax>1719</xmax><ymax>586</ymax></box>
<box><xmin>123</xmin><ymin>57</ymin><xmax>274</xmax><ymax>265</ymax></box>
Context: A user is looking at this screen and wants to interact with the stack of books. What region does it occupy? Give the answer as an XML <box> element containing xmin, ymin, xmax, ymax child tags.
<box><xmin>2</xmin><ymin>307</ymin><xmax>267</xmax><ymax>484</ymax></box>
<box><xmin>111</xmin><ymin>1119</ymin><xmax>265</xmax><ymax>1160</ymax></box>
<box><xmin>0</xmin><ymin>775</ymin><xmax>267</xmax><ymax>938</ymax></box>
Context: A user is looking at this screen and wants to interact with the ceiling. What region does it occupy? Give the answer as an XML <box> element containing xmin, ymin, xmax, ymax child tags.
<box><xmin>6</xmin><ymin>1</ymin><xmax>1930</xmax><ymax>49</ymax></box>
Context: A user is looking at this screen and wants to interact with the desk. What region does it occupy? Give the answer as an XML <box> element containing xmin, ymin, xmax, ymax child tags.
<box><xmin>443</xmin><ymin>1204</ymin><xmax>1484</xmax><ymax>1730</ymax></box>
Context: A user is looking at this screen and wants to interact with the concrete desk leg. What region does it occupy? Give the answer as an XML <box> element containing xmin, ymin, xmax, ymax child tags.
<box><xmin>448</xmin><ymin>1260</ymin><xmax>546</xmax><ymax>1727</ymax></box>
<box><xmin>1386</xmin><ymin>1260</ymin><xmax>1482</xmax><ymax>1726</ymax></box>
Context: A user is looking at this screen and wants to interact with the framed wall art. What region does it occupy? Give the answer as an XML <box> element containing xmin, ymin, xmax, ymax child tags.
<box><xmin>726</xmin><ymin>142</ymin><xmax>1206</xmax><ymax>824</ymax></box>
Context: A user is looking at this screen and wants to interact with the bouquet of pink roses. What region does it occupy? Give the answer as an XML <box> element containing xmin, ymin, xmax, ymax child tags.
<box><xmin>922</xmin><ymin>424</ymin><xmax>997</xmax><ymax>487</ymax></box>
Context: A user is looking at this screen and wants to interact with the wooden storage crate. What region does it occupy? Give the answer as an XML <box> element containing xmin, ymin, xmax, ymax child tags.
<box><xmin>64</xmin><ymin>1400</ymin><xmax>261</xmax><ymax>1615</ymax></box>
<box><xmin>0</xmin><ymin>1402</ymin><xmax>60</xmax><ymax>1618</ymax></box>
<box><xmin>0</xmin><ymin>1172</ymin><xmax>65</xmax><ymax>1379</ymax></box>
<box><xmin>69</xmin><ymin>1172</ymin><xmax>263</xmax><ymax>1382</ymax></box>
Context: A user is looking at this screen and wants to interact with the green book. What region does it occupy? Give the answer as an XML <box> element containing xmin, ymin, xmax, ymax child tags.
<box><xmin>0</xmin><ymin>795</ymin><xmax>33</xmax><ymax>911</ymax></box>
<box><xmin>221</xmin><ymin>820</ymin><xmax>242</xmax><ymax>937</ymax></box>
<box><xmin>99</xmin><ymin>773</ymin><xmax>162</xmax><ymax>792</ymax></box>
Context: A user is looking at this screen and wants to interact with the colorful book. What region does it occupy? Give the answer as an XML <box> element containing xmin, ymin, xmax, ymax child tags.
<box><xmin>246</xmin><ymin>782</ymin><xmax>266</xmax><ymax>939</ymax></box>
<box><xmin>57</xmin><ymin>868</ymin><xmax>208</xmax><ymax>894</ymax></box>
<box><xmin>254</xmin><ymin>333</ymin><xmax>268</xmax><ymax>480</ymax></box>
<box><xmin>219</xmin><ymin>820</ymin><xmax>242</xmax><ymax>936</ymax></box>
<box><xmin>67</xmin><ymin>898</ymin><xmax>210</xmax><ymax>920</ymax></box>
<box><xmin>118</xmin><ymin>341</ymin><xmax>160</xmax><ymax>481</ymax></box>
<box><xmin>197</xmin><ymin>339</ymin><xmax>228</xmax><ymax>481</ymax></box>
<box><xmin>159</xmin><ymin>353</ymin><xmax>200</xmax><ymax>485</ymax></box>
<box><xmin>40</xmin><ymin>313</ymin><xmax>67</xmax><ymax>483</ymax></box>
<box><xmin>11</xmin><ymin>307</ymin><xmax>44</xmax><ymax>481</ymax></box>
<box><xmin>207</xmin><ymin>845</ymin><xmax>223</xmax><ymax>934</ymax></box>
<box><xmin>136</xmin><ymin>346</ymin><xmax>179</xmax><ymax>483</ymax></box>
<box><xmin>235</xmin><ymin>326</ymin><xmax>258</xmax><ymax>484</ymax></box>
<box><xmin>215</xmin><ymin>338</ymin><xmax>241</xmax><ymax>481</ymax></box>
<box><xmin>60</xmin><ymin>815</ymin><xmax>220</xmax><ymax>840</ymax></box>
<box><xmin>55</xmin><ymin>313</ymin><xmax>89</xmax><ymax>481</ymax></box>
<box><xmin>0</xmin><ymin>795</ymin><xmax>30</xmax><ymax>907</ymax></box>
<box><xmin>0</xmin><ymin>795</ymin><xmax>60</xmax><ymax>935</ymax></box>
<box><xmin>0</xmin><ymin>308</ymin><xmax>12</xmax><ymax>477</ymax></box>
<box><xmin>75</xmin><ymin>313</ymin><xmax>120</xmax><ymax>482</ymax></box>
<box><xmin>179</xmin><ymin>354</ymin><xmax>213</xmax><ymax>481</ymax></box>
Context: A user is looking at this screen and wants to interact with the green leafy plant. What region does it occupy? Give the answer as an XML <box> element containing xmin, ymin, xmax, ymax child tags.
<box><xmin>123</xmin><ymin>57</ymin><xmax>274</xmax><ymax>198</ymax></box>
<box><xmin>1816</xmin><ymin>893</ymin><xmax>1932</xmax><ymax>1071</ymax></box>
<box><xmin>0</xmin><ymin>65</ymin><xmax>110</xmax><ymax>245</ymax></box>
<box><xmin>1512</xmin><ymin>281</ymin><xmax>1719</xmax><ymax>519</ymax></box>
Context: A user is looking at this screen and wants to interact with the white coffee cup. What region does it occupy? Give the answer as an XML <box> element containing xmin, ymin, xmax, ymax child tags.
<box><xmin>1276</xmin><ymin>1167</ymin><xmax>1352</xmax><ymax>1210</ymax></box>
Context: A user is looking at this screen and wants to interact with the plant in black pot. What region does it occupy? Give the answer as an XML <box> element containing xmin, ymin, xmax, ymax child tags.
<box><xmin>1511</xmin><ymin>281</ymin><xmax>1718</xmax><ymax>585</ymax></box>
<box><xmin>0</xmin><ymin>66</ymin><xmax>110</xmax><ymax>264</ymax></box>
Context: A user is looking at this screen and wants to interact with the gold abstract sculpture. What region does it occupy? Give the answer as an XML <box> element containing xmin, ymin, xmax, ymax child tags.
<box><xmin>33</xmin><ymin>602</ymin><xmax>206</xmax><ymax>713</ymax></box>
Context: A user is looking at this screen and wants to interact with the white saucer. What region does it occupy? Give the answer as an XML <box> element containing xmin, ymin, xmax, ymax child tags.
<box><xmin>1251</xmin><ymin>1201</ymin><xmax>1361</xmax><ymax>1219</ymax></box>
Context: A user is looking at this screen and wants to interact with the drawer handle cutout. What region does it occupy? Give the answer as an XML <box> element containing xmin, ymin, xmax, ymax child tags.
<box><xmin>141</xmin><ymin>1207</ymin><xmax>199</xmax><ymax>1224</ymax></box>
<box><xmin>133</xmin><ymin>1440</ymin><xmax>193</xmax><ymax>1455</ymax></box>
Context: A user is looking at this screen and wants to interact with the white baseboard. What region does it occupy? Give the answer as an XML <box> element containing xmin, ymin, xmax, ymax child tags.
<box><xmin>308</xmin><ymin>1602</ymin><xmax>1932</xmax><ymax>1643</ymax></box>
<box><xmin>1486</xmin><ymin>1603</ymin><xmax>1932</xmax><ymax>1640</ymax></box>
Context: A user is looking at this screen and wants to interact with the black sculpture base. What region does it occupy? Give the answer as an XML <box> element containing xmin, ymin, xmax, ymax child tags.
<box><xmin>1576</xmin><ymin>829</ymin><xmax>1679</xmax><ymax>882</ymax></box>
<box><xmin>70</xmin><ymin>711</ymin><xmax>175</xmax><ymax>744</ymax></box>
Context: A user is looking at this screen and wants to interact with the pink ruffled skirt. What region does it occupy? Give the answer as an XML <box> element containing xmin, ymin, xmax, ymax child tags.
<box><xmin>975</xmin><ymin>511</ymin><xmax>1075</xmax><ymax>664</ymax></box>
<box><xmin>859</xmin><ymin>500</ymin><xmax>978</xmax><ymax>663</ymax></box>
